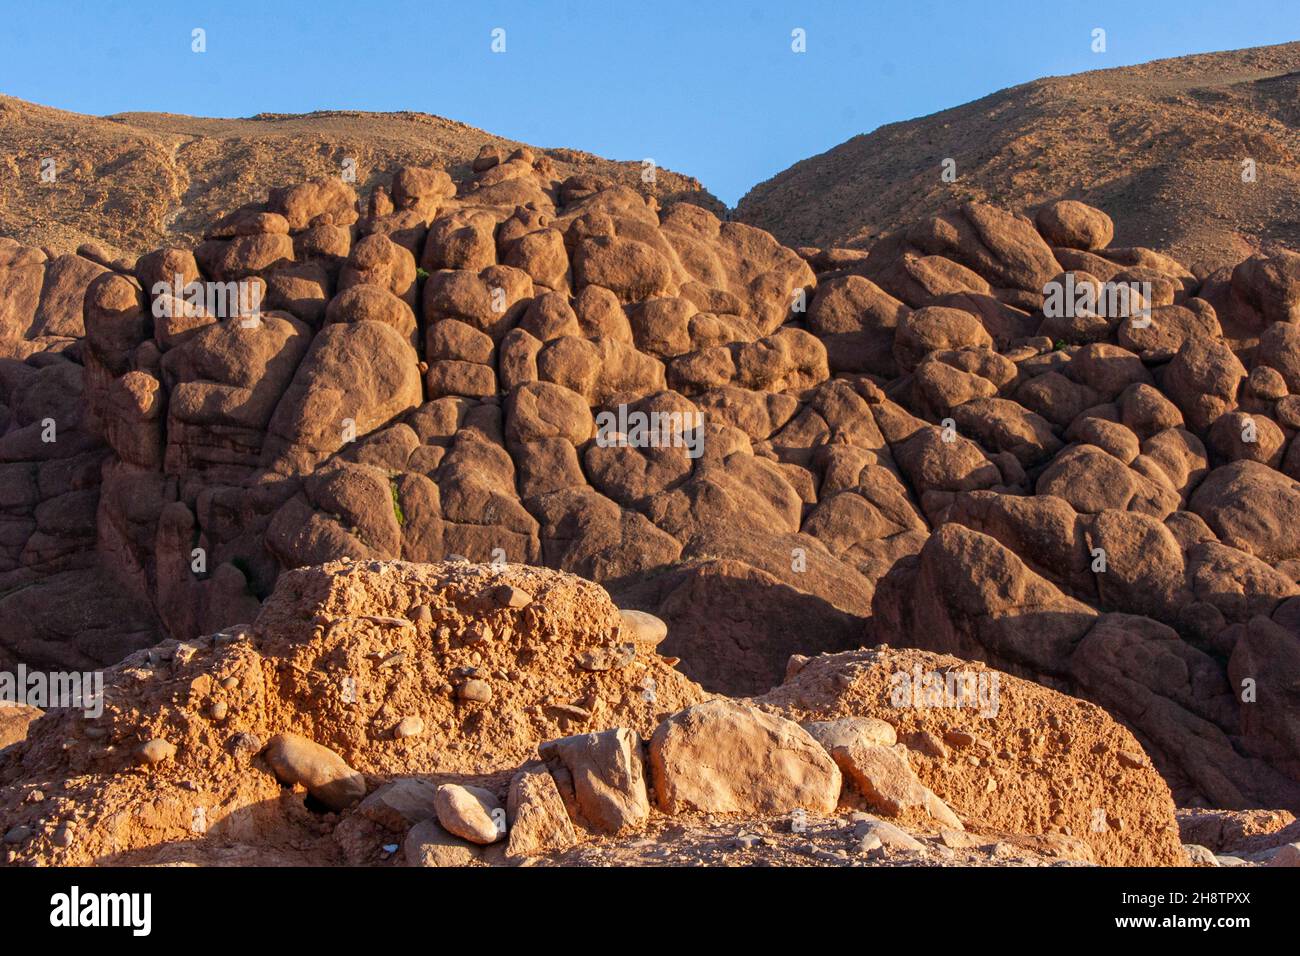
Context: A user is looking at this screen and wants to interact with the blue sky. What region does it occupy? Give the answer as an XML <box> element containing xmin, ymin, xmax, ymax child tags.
<box><xmin>1</xmin><ymin>1</ymin><xmax>1296</xmax><ymax>205</ymax></box>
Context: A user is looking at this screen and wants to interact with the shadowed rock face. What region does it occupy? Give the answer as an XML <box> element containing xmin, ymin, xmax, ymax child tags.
<box><xmin>1</xmin><ymin>138</ymin><xmax>1300</xmax><ymax>814</ymax></box>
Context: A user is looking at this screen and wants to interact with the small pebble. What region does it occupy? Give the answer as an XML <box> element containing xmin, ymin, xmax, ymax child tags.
<box><xmin>209</xmin><ymin>701</ymin><xmax>229</xmax><ymax>721</ymax></box>
<box><xmin>1184</xmin><ymin>844</ymin><xmax>1219</xmax><ymax>866</ymax></box>
<box><xmin>394</xmin><ymin>716</ymin><xmax>424</xmax><ymax>739</ymax></box>
<box><xmin>464</xmin><ymin>623</ymin><xmax>493</xmax><ymax>644</ymax></box>
<box><xmin>229</xmin><ymin>732</ymin><xmax>261</xmax><ymax>757</ymax></box>
<box><xmin>852</xmin><ymin>832</ymin><xmax>883</xmax><ymax>858</ymax></box>
<box><xmin>458</xmin><ymin>679</ymin><xmax>492</xmax><ymax>703</ymax></box>
<box><xmin>136</xmin><ymin>738</ymin><xmax>176</xmax><ymax>765</ymax></box>
<box><xmin>434</xmin><ymin>783</ymin><xmax>504</xmax><ymax>844</ymax></box>
<box><xmin>1117</xmin><ymin>750</ymin><xmax>1148</xmax><ymax>769</ymax></box>
<box><xmin>943</xmin><ymin>729</ymin><xmax>976</xmax><ymax>748</ymax></box>
<box><xmin>492</xmin><ymin>585</ymin><xmax>533</xmax><ymax>608</ymax></box>
<box><xmin>546</xmin><ymin>702</ymin><xmax>591</xmax><ymax>720</ymax></box>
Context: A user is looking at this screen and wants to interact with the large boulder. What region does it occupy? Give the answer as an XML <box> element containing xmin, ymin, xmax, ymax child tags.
<box><xmin>873</xmin><ymin>523</ymin><xmax>1097</xmax><ymax>677</ymax></box>
<box><xmin>539</xmin><ymin>728</ymin><xmax>651</xmax><ymax>834</ymax></box>
<box><xmin>1190</xmin><ymin>461</ymin><xmax>1300</xmax><ymax>564</ymax></box>
<box><xmin>649</xmin><ymin>699</ymin><xmax>841</xmax><ymax>815</ymax></box>
<box><xmin>904</xmin><ymin>201</ymin><xmax>1062</xmax><ymax>293</ymax></box>
<box><xmin>262</xmin><ymin>320</ymin><xmax>423</xmax><ymax>473</ymax></box>
<box><xmin>1035</xmin><ymin>200</ymin><xmax>1114</xmax><ymax>252</ymax></box>
<box><xmin>1164</xmin><ymin>337</ymin><xmax>1246</xmax><ymax>432</ymax></box>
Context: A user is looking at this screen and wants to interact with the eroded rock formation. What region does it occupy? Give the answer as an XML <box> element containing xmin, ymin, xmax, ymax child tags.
<box><xmin>2</xmin><ymin>150</ymin><xmax>1299</xmax><ymax>818</ymax></box>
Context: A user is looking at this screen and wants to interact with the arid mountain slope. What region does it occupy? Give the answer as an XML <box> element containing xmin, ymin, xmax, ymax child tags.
<box><xmin>735</xmin><ymin>42</ymin><xmax>1300</xmax><ymax>274</ymax></box>
<box><xmin>0</xmin><ymin>97</ymin><xmax>722</xmax><ymax>259</ymax></box>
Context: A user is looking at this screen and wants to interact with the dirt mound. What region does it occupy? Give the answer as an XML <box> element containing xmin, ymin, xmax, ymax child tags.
<box><xmin>0</xmin><ymin>562</ymin><xmax>1187</xmax><ymax>867</ymax></box>
<box><xmin>760</xmin><ymin>646</ymin><xmax>1185</xmax><ymax>866</ymax></box>
<box><xmin>736</xmin><ymin>42</ymin><xmax>1300</xmax><ymax>274</ymax></box>
<box><xmin>0</xmin><ymin>560</ymin><xmax>702</xmax><ymax>865</ymax></box>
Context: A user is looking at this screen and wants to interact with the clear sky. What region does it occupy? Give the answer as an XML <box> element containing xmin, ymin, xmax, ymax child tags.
<box><xmin>1</xmin><ymin>1</ymin><xmax>1296</xmax><ymax>205</ymax></box>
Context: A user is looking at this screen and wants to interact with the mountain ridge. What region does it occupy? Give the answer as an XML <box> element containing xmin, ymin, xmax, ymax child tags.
<box><xmin>735</xmin><ymin>41</ymin><xmax>1300</xmax><ymax>274</ymax></box>
<box><xmin>0</xmin><ymin>95</ymin><xmax>723</xmax><ymax>259</ymax></box>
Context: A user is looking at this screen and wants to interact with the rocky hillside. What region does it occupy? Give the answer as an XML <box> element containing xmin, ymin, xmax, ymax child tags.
<box><xmin>0</xmin><ymin>96</ymin><xmax>721</xmax><ymax>259</ymax></box>
<box><xmin>1</xmin><ymin>140</ymin><xmax>1300</xmax><ymax>830</ymax></box>
<box><xmin>736</xmin><ymin>42</ymin><xmax>1300</xmax><ymax>274</ymax></box>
